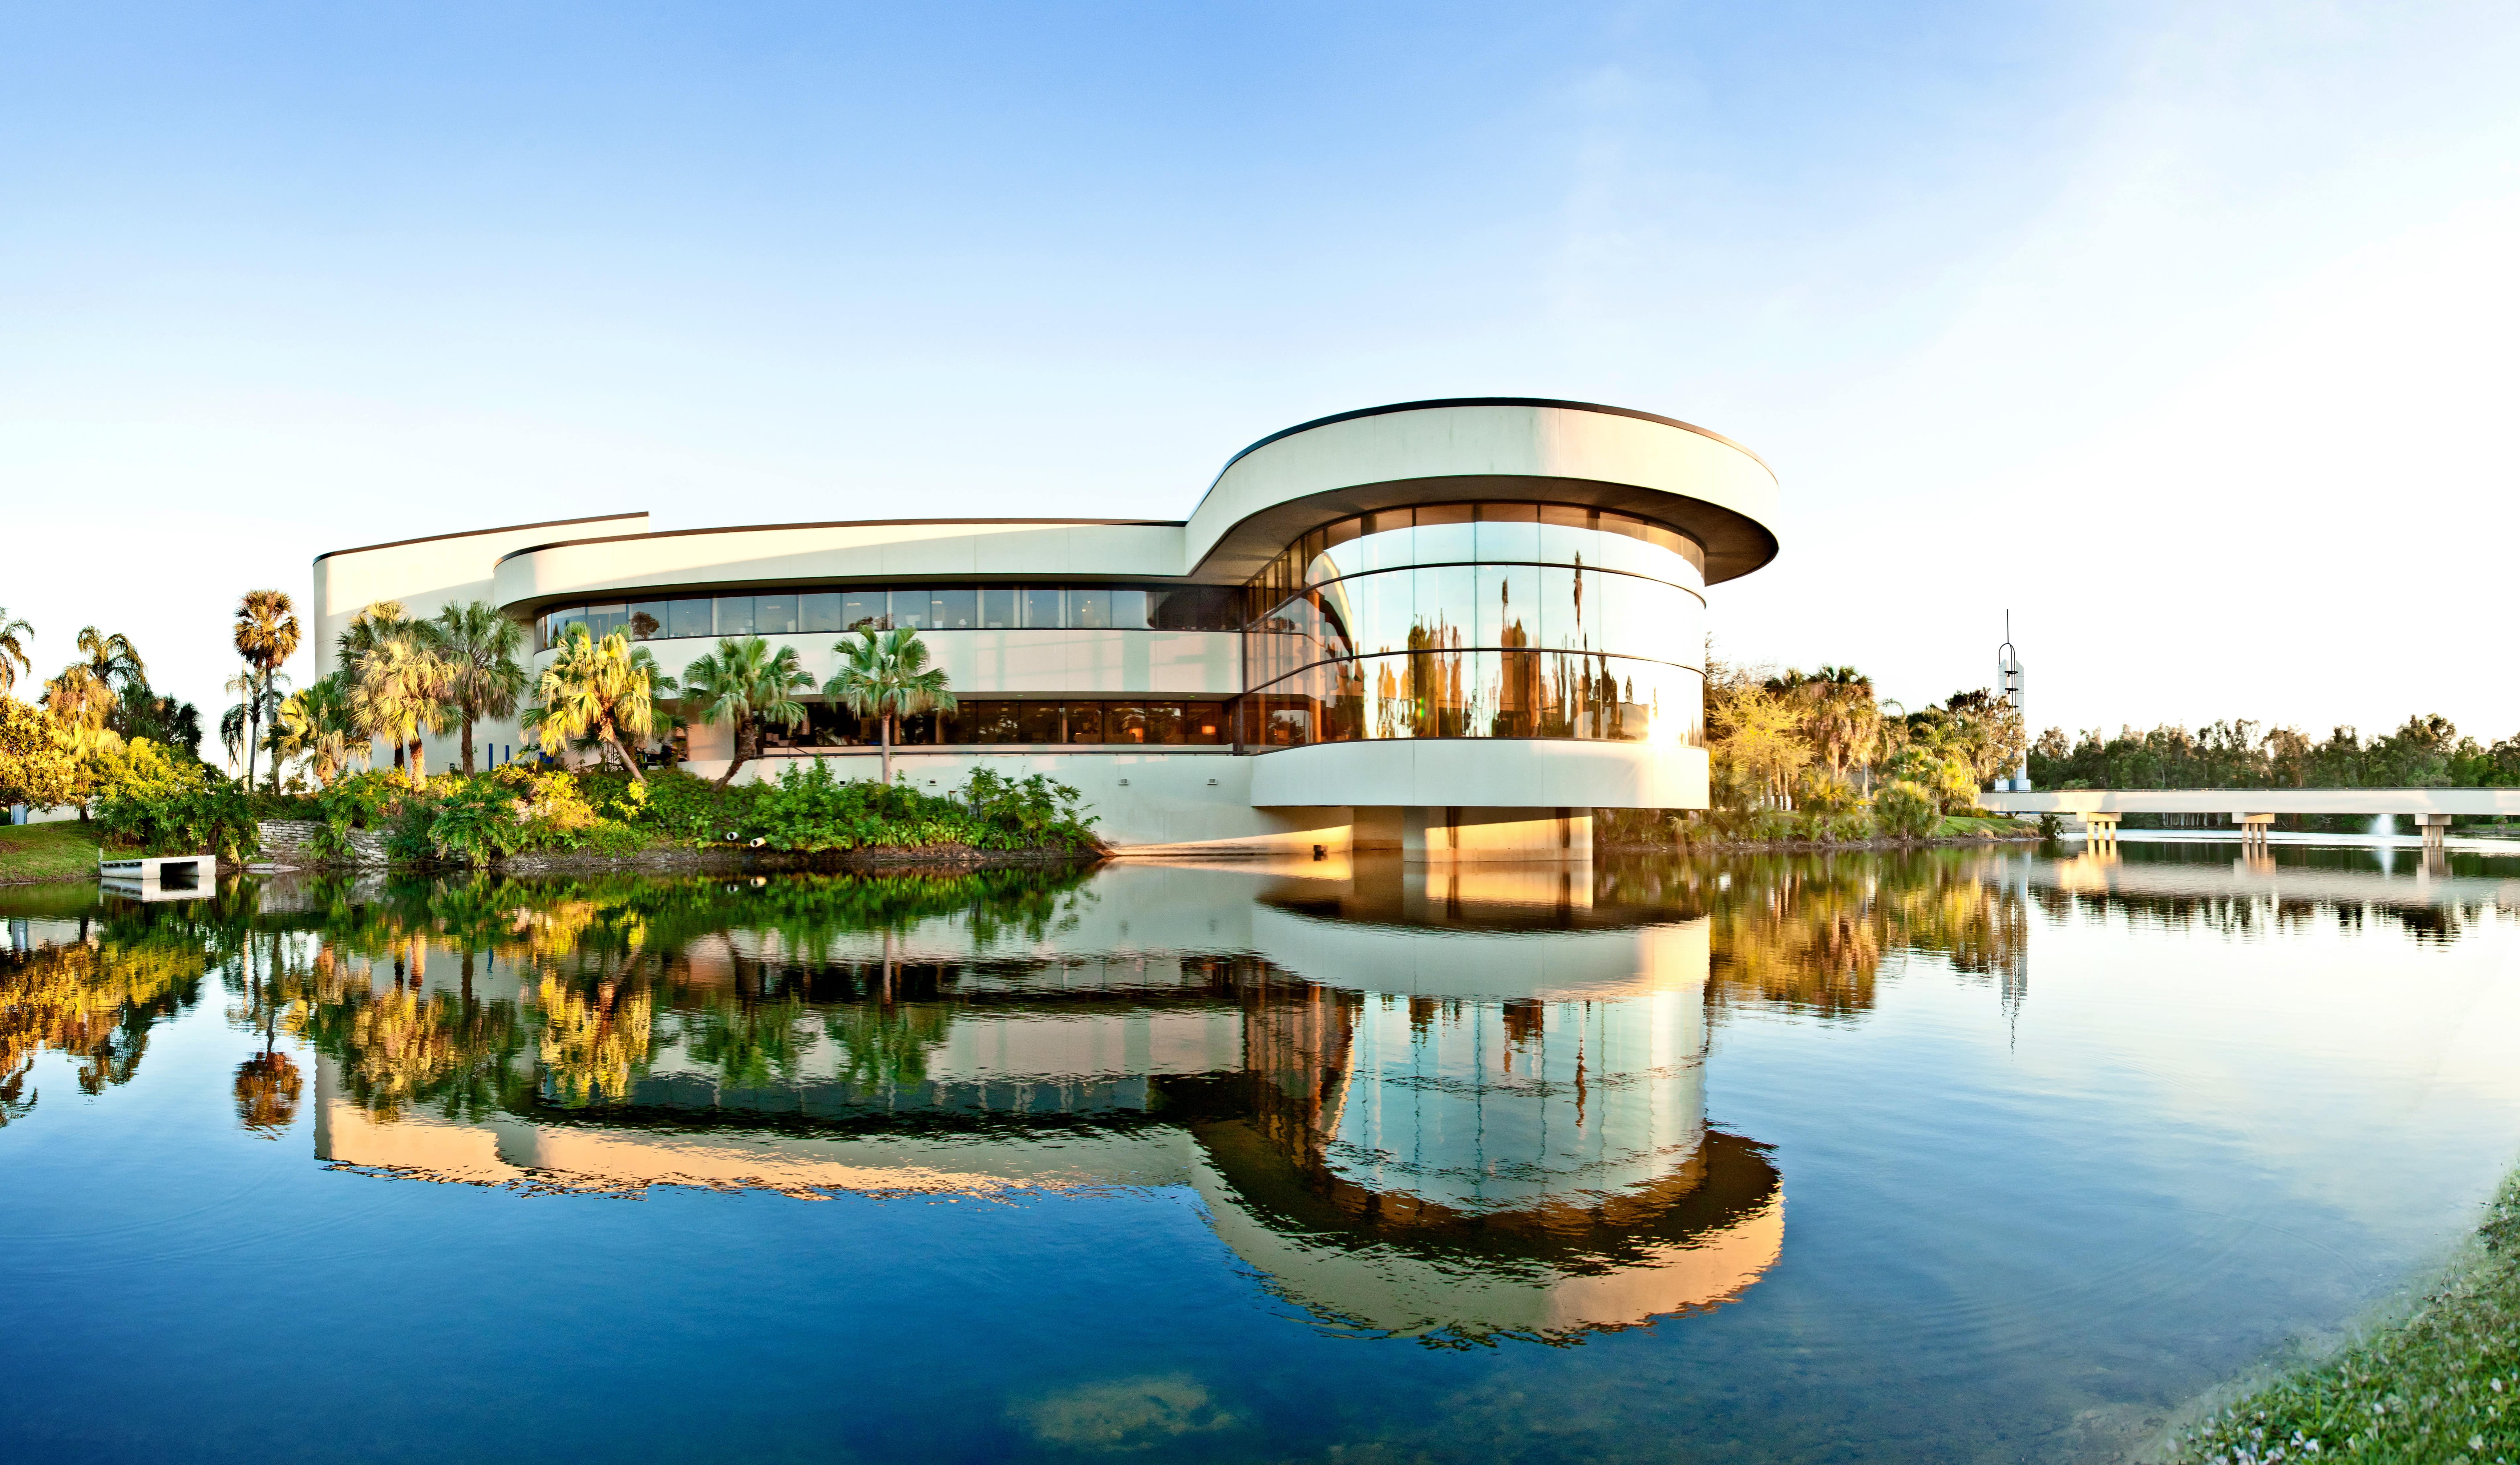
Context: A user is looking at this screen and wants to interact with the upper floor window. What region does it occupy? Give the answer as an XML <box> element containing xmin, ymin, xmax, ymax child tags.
<box><xmin>537</xmin><ymin>583</ymin><xmax>1241</xmax><ymax>650</ymax></box>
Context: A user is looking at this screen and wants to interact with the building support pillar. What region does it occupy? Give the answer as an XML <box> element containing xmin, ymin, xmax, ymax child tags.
<box><xmin>2081</xmin><ymin>812</ymin><xmax>2121</xmax><ymax>852</ymax></box>
<box><xmin>1401</xmin><ymin>806</ymin><xmax>1592</xmax><ymax>865</ymax></box>
<box><xmin>2232</xmin><ymin>813</ymin><xmax>2275</xmax><ymax>853</ymax></box>
<box><xmin>2416</xmin><ymin>812</ymin><xmax>2453</xmax><ymax>854</ymax></box>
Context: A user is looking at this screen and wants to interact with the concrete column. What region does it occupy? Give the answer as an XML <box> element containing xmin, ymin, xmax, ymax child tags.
<box><xmin>2415</xmin><ymin>812</ymin><xmax>2453</xmax><ymax>853</ymax></box>
<box><xmin>2232</xmin><ymin>814</ymin><xmax>2275</xmax><ymax>852</ymax></box>
<box><xmin>1350</xmin><ymin>806</ymin><xmax>1405</xmax><ymax>853</ymax></box>
<box><xmin>2081</xmin><ymin>812</ymin><xmax>2122</xmax><ymax>851</ymax></box>
<box><xmin>1401</xmin><ymin>806</ymin><xmax>1593</xmax><ymax>865</ymax></box>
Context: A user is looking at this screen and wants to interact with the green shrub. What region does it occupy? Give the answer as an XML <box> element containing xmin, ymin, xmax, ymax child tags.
<box><xmin>1874</xmin><ymin>781</ymin><xmax>1939</xmax><ymax>840</ymax></box>
<box><xmin>95</xmin><ymin>777</ymin><xmax>261</xmax><ymax>863</ymax></box>
<box><xmin>1821</xmin><ymin>809</ymin><xmax>1875</xmax><ymax>843</ymax></box>
<box><xmin>960</xmin><ymin>768</ymin><xmax>1099</xmax><ymax>850</ymax></box>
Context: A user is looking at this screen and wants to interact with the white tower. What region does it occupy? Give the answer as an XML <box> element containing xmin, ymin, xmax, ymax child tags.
<box><xmin>1997</xmin><ymin>613</ymin><xmax>2028</xmax><ymax>792</ymax></box>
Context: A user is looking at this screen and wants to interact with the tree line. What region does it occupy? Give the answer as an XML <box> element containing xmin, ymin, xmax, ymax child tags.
<box><xmin>2029</xmin><ymin>715</ymin><xmax>2520</xmax><ymax>790</ymax></box>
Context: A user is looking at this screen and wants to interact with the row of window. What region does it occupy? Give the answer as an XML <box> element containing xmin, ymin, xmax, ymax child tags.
<box><xmin>1240</xmin><ymin>652</ymin><xmax>1705</xmax><ymax>747</ymax></box>
<box><xmin>1247</xmin><ymin>501</ymin><xmax>1707</xmax><ymax>606</ymax></box>
<box><xmin>540</xmin><ymin>585</ymin><xmax>1243</xmax><ymax>650</ymax></box>
<box><xmin>1247</xmin><ymin>565</ymin><xmax>1704</xmax><ymax>688</ymax></box>
<box><xmin>759</xmin><ymin>700</ymin><xmax>1231</xmax><ymax>749</ymax></box>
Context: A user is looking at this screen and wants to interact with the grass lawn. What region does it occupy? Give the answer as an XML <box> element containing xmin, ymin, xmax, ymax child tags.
<box><xmin>0</xmin><ymin>821</ymin><xmax>105</xmax><ymax>885</ymax></box>
<box><xmin>2167</xmin><ymin>1169</ymin><xmax>2518</xmax><ymax>1463</ymax></box>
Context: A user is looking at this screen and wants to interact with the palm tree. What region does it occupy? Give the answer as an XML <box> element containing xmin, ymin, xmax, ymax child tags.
<box><xmin>223</xmin><ymin>665</ymin><xmax>292</xmax><ymax>778</ymax></box>
<box><xmin>354</xmin><ymin>634</ymin><xmax>451</xmax><ymax>787</ymax></box>
<box><xmin>270</xmin><ymin>674</ymin><xmax>365</xmax><ymax>786</ymax></box>
<box><xmin>335</xmin><ymin>600</ymin><xmax>410</xmax><ymax>665</ymax></box>
<box><xmin>45</xmin><ymin>627</ymin><xmax>147</xmax><ymax>734</ymax></box>
<box><xmin>0</xmin><ymin>608</ymin><xmax>31</xmax><ymax>698</ymax></box>
<box><xmin>232</xmin><ymin>590</ymin><xmax>302</xmax><ymax>793</ymax></box>
<box><xmin>429</xmin><ymin>601</ymin><xmax>528</xmax><ymax>776</ymax></box>
<box><xmin>824</xmin><ymin>627</ymin><xmax>956</xmax><ymax>787</ymax></box>
<box><xmin>524</xmin><ymin>627</ymin><xmax>676</xmax><ymax>784</ymax></box>
<box><xmin>680</xmin><ymin>636</ymin><xmax>812</xmax><ymax>789</ymax></box>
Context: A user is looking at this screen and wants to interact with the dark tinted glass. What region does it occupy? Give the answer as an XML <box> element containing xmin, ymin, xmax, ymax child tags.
<box><xmin>1065</xmin><ymin>703</ymin><xmax>1105</xmax><ymax>743</ymax></box>
<box><xmin>840</xmin><ymin>590</ymin><xmax>886</xmax><ymax>631</ymax></box>
<box><xmin>1144</xmin><ymin>703</ymin><xmax>1185</xmax><ymax>745</ymax></box>
<box><xmin>1109</xmin><ymin>704</ymin><xmax>1146</xmax><ymax>744</ymax></box>
<box><xmin>713</xmin><ymin>596</ymin><xmax>754</xmax><ymax>636</ymax></box>
<box><xmin>1069</xmin><ymin>589</ymin><xmax>1113</xmax><ymax>630</ymax></box>
<box><xmin>932</xmin><ymin>588</ymin><xmax>978</xmax><ymax>629</ymax></box>
<box><xmin>1021</xmin><ymin>587</ymin><xmax>1064</xmax><ymax>629</ymax></box>
<box><xmin>628</xmin><ymin>602</ymin><xmax>667</xmax><ymax>640</ymax></box>
<box><xmin>890</xmin><ymin>589</ymin><xmax>934</xmax><ymax>631</ymax></box>
<box><xmin>981</xmin><ymin>589</ymin><xmax>1018</xmax><ymax>629</ymax></box>
<box><xmin>1186</xmin><ymin>702</ymin><xmax>1224</xmax><ymax>744</ymax></box>
<box><xmin>1017</xmin><ymin>702</ymin><xmax>1061</xmax><ymax>743</ymax></box>
<box><xmin>972</xmin><ymin>702</ymin><xmax>1020</xmax><ymax>743</ymax></box>
<box><xmin>755</xmin><ymin>594</ymin><xmax>799</xmax><ymax>635</ymax></box>
<box><xmin>799</xmin><ymin>593</ymin><xmax>843</xmax><ymax>634</ymax></box>
<box><xmin>668</xmin><ymin>599</ymin><xmax>713</xmax><ymax>638</ymax></box>
<box><xmin>1149</xmin><ymin>586</ymin><xmax>1239</xmax><ymax>631</ymax></box>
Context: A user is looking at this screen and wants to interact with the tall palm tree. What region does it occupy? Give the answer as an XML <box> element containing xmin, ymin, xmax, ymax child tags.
<box><xmin>354</xmin><ymin>634</ymin><xmax>451</xmax><ymax>787</ymax></box>
<box><xmin>825</xmin><ymin>627</ymin><xmax>956</xmax><ymax>787</ymax></box>
<box><xmin>224</xmin><ymin>665</ymin><xmax>291</xmax><ymax>777</ymax></box>
<box><xmin>0</xmin><ymin>608</ymin><xmax>31</xmax><ymax>698</ymax></box>
<box><xmin>680</xmin><ymin>636</ymin><xmax>812</xmax><ymax>788</ymax></box>
<box><xmin>429</xmin><ymin>601</ymin><xmax>528</xmax><ymax>776</ymax></box>
<box><xmin>335</xmin><ymin>600</ymin><xmax>410</xmax><ymax>666</ymax></box>
<box><xmin>45</xmin><ymin>627</ymin><xmax>146</xmax><ymax>733</ymax></box>
<box><xmin>232</xmin><ymin>590</ymin><xmax>301</xmax><ymax>792</ymax></box>
<box><xmin>524</xmin><ymin>627</ymin><xmax>676</xmax><ymax>784</ymax></box>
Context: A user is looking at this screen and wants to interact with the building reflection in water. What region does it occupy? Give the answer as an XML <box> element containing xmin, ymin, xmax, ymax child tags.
<box><xmin>305</xmin><ymin>859</ymin><xmax>1780</xmax><ymax>1343</ymax></box>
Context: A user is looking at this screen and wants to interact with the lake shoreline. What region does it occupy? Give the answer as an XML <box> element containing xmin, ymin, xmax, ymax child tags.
<box><xmin>2155</xmin><ymin>1166</ymin><xmax>2519</xmax><ymax>1462</ymax></box>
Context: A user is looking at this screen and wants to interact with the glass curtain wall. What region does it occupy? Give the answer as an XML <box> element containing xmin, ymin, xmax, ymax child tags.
<box><xmin>1240</xmin><ymin>502</ymin><xmax>1707</xmax><ymax>749</ymax></box>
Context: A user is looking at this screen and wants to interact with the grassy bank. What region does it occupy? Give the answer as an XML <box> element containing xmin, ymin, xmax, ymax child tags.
<box><xmin>2165</xmin><ymin>1170</ymin><xmax>2519</xmax><ymax>1464</ymax></box>
<box><xmin>0</xmin><ymin>821</ymin><xmax>104</xmax><ymax>885</ymax></box>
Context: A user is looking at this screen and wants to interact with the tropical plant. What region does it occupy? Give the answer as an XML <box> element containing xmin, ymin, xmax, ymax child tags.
<box><xmin>429</xmin><ymin>600</ymin><xmax>528</xmax><ymax>776</ymax></box>
<box><xmin>111</xmin><ymin>681</ymin><xmax>202</xmax><ymax>758</ymax></box>
<box><xmin>44</xmin><ymin>627</ymin><xmax>146</xmax><ymax>735</ymax></box>
<box><xmin>824</xmin><ymin>626</ymin><xmax>957</xmax><ymax>787</ymax></box>
<box><xmin>0</xmin><ymin>696</ymin><xmax>81</xmax><ymax>812</ymax></box>
<box><xmin>270</xmin><ymin>674</ymin><xmax>365</xmax><ymax>786</ymax></box>
<box><xmin>94</xmin><ymin>776</ymin><xmax>260</xmax><ymax>863</ymax></box>
<box><xmin>1874</xmin><ymin>780</ymin><xmax>1940</xmax><ymax>840</ymax></box>
<box><xmin>230</xmin><ymin>590</ymin><xmax>302</xmax><ymax>792</ymax></box>
<box><xmin>680</xmin><ymin>636</ymin><xmax>811</xmax><ymax>788</ymax></box>
<box><xmin>526</xmin><ymin>627</ymin><xmax>676</xmax><ymax>784</ymax></box>
<box><xmin>352</xmin><ymin>633</ymin><xmax>451</xmax><ymax>788</ymax></box>
<box><xmin>0</xmin><ymin>608</ymin><xmax>31</xmax><ymax>698</ymax></box>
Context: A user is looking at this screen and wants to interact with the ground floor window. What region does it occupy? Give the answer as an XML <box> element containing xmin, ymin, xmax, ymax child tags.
<box><xmin>760</xmin><ymin>699</ymin><xmax>1229</xmax><ymax>750</ymax></box>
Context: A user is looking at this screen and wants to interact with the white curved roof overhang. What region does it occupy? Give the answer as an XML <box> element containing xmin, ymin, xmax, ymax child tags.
<box><xmin>1182</xmin><ymin>399</ymin><xmax>1781</xmax><ymax>586</ymax></box>
<box><xmin>482</xmin><ymin>398</ymin><xmax>1778</xmax><ymax>618</ymax></box>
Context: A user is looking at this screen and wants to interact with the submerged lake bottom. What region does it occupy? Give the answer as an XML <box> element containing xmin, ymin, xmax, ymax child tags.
<box><xmin>3</xmin><ymin>841</ymin><xmax>2516</xmax><ymax>1463</ymax></box>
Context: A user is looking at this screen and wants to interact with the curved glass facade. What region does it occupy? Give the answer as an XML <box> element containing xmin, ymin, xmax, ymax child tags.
<box><xmin>1240</xmin><ymin>502</ymin><xmax>1707</xmax><ymax>749</ymax></box>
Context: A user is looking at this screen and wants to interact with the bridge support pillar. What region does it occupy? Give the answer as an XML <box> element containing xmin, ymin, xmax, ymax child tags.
<box><xmin>2416</xmin><ymin>813</ymin><xmax>2453</xmax><ymax>854</ymax></box>
<box><xmin>2232</xmin><ymin>814</ymin><xmax>2275</xmax><ymax>853</ymax></box>
<box><xmin>2082</xmin><ymin>812</ymin><xmax>2122</xmax><ymax>851</ymax></box>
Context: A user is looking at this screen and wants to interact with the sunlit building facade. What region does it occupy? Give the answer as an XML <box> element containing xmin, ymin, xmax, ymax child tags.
<box><xmin>312</xmin><ymin>398</ymin><xmax>1781</xmax><ymax>854</ymax></box>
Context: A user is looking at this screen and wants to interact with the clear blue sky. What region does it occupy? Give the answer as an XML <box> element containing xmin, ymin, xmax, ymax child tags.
<box><xmin>6</xmin><ymin>1</ymin><xmax>2517</xmax><ymax>748</ymax></box>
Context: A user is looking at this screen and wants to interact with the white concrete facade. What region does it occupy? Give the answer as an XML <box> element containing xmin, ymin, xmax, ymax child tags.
<box><xmin>312</xmin><ymin>399</ymin><xmax>1781</xmax><ymax>853</ymax></box>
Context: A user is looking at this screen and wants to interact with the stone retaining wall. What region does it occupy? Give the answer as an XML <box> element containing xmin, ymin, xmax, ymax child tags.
<box><xmin>257</xmin><ymin>819</ymin><xmax>390</xmax><ymax>867</ymax></box>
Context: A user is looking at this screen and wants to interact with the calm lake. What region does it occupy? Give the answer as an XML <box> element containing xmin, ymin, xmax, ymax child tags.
<box><xmin>4</xmin><ymin>841</ymin><xmax>2517</xmax><ymax>1463</ymax></box>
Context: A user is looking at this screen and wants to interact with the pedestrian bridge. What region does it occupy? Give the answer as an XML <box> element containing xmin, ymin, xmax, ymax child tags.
<box><xmin>1980</xmin><ymin>788</ymin><xmax>2520</xmax><ymax>850</ymax></box>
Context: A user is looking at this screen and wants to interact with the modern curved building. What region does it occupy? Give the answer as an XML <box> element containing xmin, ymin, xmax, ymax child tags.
<box><xmin>313</xmin><ymin>398</ymin><xmax>1780</xmax><ymax>855</ymax></box>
